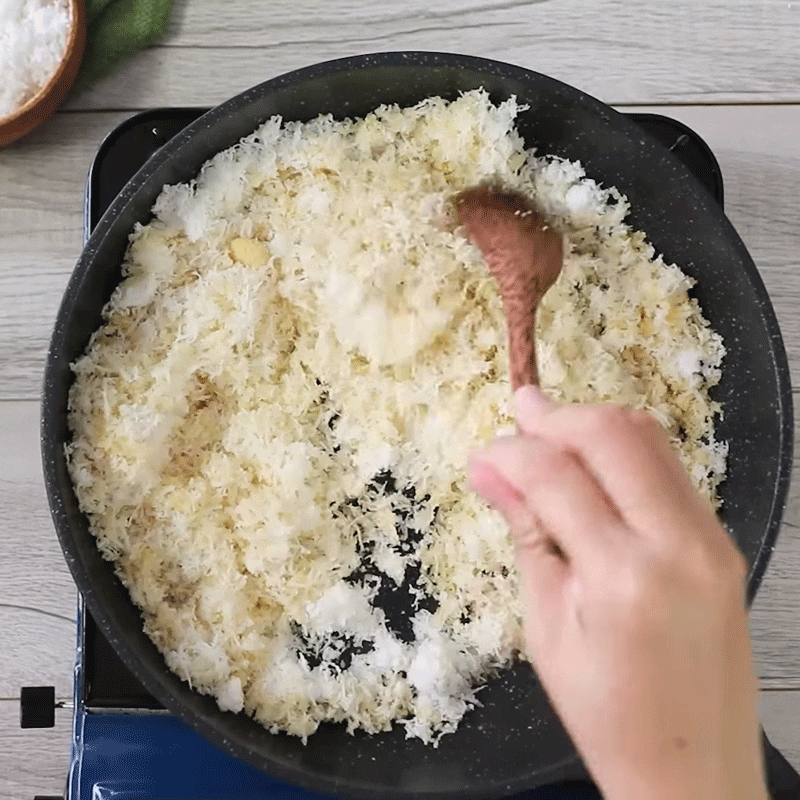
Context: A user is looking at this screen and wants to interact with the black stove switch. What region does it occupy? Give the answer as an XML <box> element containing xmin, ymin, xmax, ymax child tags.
<box><xmin>20</xmin><ymin>686</ymin><xmax>56</xmax><ymax>728</ymax></box>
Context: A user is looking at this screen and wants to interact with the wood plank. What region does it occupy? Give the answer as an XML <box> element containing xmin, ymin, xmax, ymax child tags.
<box><xmin>752</xmin><ymin>517</ymin><xmax>800</xmax><ymax>688</ymax></box>
<box><xmin>761</xmin><ymin>689</ymin><xmax>800</xmax><ymax>772</ymax></box>
<box><xmin>0</xmin><ymin>401</ymin><xmax>77</xmax><ymax>699</ymax></box>
<box><xmin>0</xmin><ymin>112</ymin><xmax>129</xmax><ymax>402</ymax></box>
<box><xmin>0</xmin><ymin>608</ymin><xmax>75</xmax><ymax>701</ymax></box>
<box><xmin>0</xmin><ymin>699</ymin><xmax>71</xmax><ymax>800</ymax></box>
<box><xmin>62</xmin><ymin>0</ymin><xmax>800</xmax><ymax>110</ymax></box>
<box><xmin>624</xmin><ymin>105</ymin><xmax>800</xmax><ymax>398</ymax></box>
<box><xmin>2</xmin><ymin>105</ymin><xmax>800</xmax><ymax>400</ymax></box>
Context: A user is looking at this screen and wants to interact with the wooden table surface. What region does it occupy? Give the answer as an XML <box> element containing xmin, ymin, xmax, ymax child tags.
<box><xmin>2</xmin><ymin>1</ymin><xmax>799</xmax><ymax>797</ymax></box>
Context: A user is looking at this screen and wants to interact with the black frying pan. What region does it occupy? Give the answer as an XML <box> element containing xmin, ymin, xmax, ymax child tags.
<box><xmin>42</xmin><ymin>52</ymin><xmax>794</xmax><ymax>799</ymax></box>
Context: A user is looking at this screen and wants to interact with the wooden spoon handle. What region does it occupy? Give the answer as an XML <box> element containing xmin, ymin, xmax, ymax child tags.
<box><xmin>481</xmin><ymin>250</ymin><xmax>544</xmax><ymax>389</ymax></box>
<box><xmin>507</xmin><ymin>309</ymin><xmax>540</xmax><ymax>390</ymax></box>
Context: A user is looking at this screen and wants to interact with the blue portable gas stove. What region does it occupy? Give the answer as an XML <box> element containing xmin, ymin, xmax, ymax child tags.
<box><xmin>21</xmin><ymin>108</ymin><xmax>799</xmax><ymax>800</ymax></box>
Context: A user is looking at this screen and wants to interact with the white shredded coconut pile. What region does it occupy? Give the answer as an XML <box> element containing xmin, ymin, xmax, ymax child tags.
<box><xmin>0</xmin><ymin>0</ymin><xmax>71</xmax><ymax>118</ymax></box>
<box><xmin>66</xmin><ymin>90</ymin><xmax>726</xmax><ymax>744</ymax></box>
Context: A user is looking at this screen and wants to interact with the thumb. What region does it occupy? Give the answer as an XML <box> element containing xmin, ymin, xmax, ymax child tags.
<box><xmin>468</xmin><ymin>453</ymin><xmax>567</xmax><ymax>657</ymax></box>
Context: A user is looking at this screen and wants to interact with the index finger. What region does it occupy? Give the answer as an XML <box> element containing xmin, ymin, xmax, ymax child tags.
<box><xmin>471</xmin><ymin>433</ymin><xmax>626</xmax><ymax>574</ymax></box>
<box><xmin>514</xmin><ymin>387</ymin><xmax>721</xmax><ymax>546</ymax></box>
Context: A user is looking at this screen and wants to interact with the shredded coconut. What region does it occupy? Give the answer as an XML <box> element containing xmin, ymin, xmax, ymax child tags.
<box><xmin>66</xmin><ymin>90</ymin><xmax>726</xmax><ymax>744</ymax></box>
<box><xmin>0</xmin><ymin>0</ymin><xmax>71</xmax><ymax>118</ymax></box>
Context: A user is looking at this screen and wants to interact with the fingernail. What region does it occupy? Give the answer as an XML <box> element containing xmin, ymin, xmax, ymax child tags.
<box><xmin>514</xmin><ymin>385</ymin><xmax>551</xmax><ymax>419</ymax></box>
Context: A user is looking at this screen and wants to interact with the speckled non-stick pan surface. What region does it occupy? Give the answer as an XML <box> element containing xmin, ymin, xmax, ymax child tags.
<box><xmin>41</xmin><ymin>52</ymin><xmax>793</xmax><ymax>800</ymax></box>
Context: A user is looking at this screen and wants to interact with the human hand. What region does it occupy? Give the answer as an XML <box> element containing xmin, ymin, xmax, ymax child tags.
<box><xmin>468</xmin><ymin>387</ymin><xmax>768</xmax><ymax>800</ymax></box>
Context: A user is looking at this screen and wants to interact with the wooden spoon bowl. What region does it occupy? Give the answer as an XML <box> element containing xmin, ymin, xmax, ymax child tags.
<box><xmin>455</xmin><ymin>185</ymin><xmax>564</xmax><ymax>390</ymax></box>
<box><xmin>0</xmin><ymin>0</ymin><xmax>87</xmax><ymax>148</ymax></box>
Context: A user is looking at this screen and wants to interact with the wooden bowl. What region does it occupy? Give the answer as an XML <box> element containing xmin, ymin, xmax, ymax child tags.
<box><xmin>0</xmin><ymin>0</ymin><xmax>87</xmax><ymax>148</ymax></box>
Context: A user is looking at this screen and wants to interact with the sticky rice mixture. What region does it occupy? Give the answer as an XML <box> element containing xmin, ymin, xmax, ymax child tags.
<box><xmin>66</xmin><ymin>90</ymin><xmax>726</xmax><ymax>744</ymax></box>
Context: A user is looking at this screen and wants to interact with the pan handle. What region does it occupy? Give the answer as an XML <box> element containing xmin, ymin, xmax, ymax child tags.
<box><xmin>506</xmin><ymin>760</ymin><xmax>601</xmax><ymax>798</ymax></box>
<box><xmin>763</xmin><ymin>728</ymin><xmax>800</xmax><ymax>800</ymax></box>
<box><xmin>508</xmin><ymin>730</ymin><xmax>799</xmax><ymax>799</ymax></box>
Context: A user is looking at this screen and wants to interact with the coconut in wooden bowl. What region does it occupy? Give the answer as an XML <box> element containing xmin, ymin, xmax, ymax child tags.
<box><xmin>0</xmin><ymin>0</ymin><xmax>86</xmax><ymax>148</ymax></box>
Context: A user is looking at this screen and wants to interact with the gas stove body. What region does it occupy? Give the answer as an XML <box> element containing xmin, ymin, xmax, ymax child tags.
<box><xmin>67</xmin><ymin>596</ymin><xmax>330</xmax><ymax>800</ymax></box>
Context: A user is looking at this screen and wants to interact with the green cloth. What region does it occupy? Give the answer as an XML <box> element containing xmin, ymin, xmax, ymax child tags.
<box><xmin>72</xmin><ymin>0</ymin><xmax>174</xmax><ymax>95</ymax></box>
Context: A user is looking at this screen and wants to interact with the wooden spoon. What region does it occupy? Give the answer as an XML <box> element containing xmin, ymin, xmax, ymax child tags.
<box><xmin>454</xmin><ymin>185</ymin><xmax>563</xmax><ymax>390</ymax></box>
